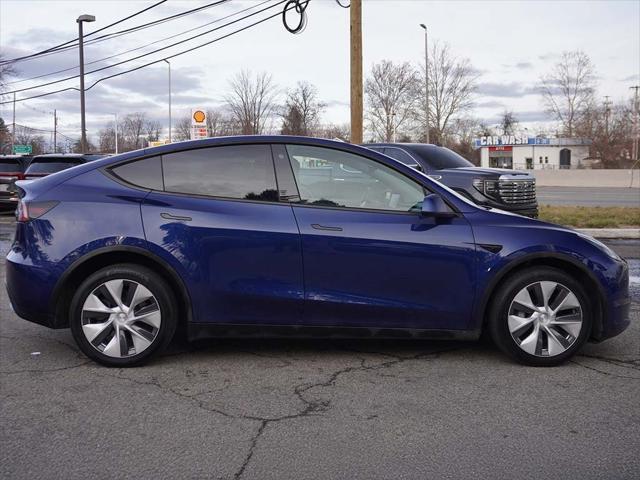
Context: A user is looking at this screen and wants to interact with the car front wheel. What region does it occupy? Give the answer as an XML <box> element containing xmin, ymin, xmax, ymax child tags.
<box><xmin>488</xmin><ymin>266</ymin><xmax>592</xmax><ymax>366</ymax></box>
<box><xmin>70</xmin><ymin>264</ymin><xmax>177</xmax><ymax>367</ymax></box>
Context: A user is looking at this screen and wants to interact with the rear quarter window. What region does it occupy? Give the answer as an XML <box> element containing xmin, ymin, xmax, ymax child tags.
<box><xmin>111</xmin><ymin>156</ymin><xmax>163</xmax><ymax>190</ymax></box>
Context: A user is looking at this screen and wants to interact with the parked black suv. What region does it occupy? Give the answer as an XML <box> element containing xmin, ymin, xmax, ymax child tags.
<box><xmin>23</xmin><ymin>153</ymin><xmax>108</xmax><ymax>179</ymax></box>
<box><xmin>366</xmin><ymin>143</ymin><xmax>538</xmax><ymax>218</ymax></box>
<box><xmin>0</xmin><ymin>155</ymin><xmax>30</xmax><ymax>212</ymax></box>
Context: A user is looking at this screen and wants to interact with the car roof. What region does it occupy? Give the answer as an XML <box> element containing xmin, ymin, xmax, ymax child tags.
<box><xmin>31</xmin><ymin>153</ymin><xmax>88</xmax><ymax>159</ymax></box>
<box><xmin>366</xmin><ymin>143</ymin><xmax>440</xmax><ymax>150</ymax></box>
<box><xmin>0</xmin><ymin>155</ymin><xmax>31</xmax><ymax>160</ymax></box>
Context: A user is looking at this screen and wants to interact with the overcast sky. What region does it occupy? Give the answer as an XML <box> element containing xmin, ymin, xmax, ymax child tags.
<box><xmin>1</xmin><ymin>0</ymin><xmax>639</xmax><ymax>143</ymax></box>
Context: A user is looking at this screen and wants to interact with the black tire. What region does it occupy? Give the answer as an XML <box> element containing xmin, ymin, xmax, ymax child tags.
<box><xmin>69</xmin><ymin>264</ymin><xmax>177</xmax><ymax>367</ymax></box>
<box><xmin>487</xmin><ymin>266</ymin><xmax>592</xmax><ymax>366</ymax></box>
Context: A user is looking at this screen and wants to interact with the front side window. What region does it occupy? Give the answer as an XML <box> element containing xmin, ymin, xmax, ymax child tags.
<box><xmin>286</xmin><ymin>145</ymin><xmax>424</xmax><ymax>212</ymax></box>
<box><xmin>162</xmin><ymin>145</ymin><xmax>278</xmax><ymax>201</ymax></box>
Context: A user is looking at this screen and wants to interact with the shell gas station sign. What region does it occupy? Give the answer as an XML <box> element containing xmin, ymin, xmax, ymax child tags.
<box><xmin>190</xmin><ymin>108</ymin><xmax>208</xmax><ymax>140</ymax></box>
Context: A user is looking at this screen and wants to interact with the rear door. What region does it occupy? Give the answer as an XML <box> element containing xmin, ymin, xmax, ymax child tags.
<box><xmin>283</xmin><ymin>144</ymin><xmax>477</xmax><ymax>331</ymax></box>
<box><xmin>139</xmin><ymin>144</ymin><xmax>304</xmax><ymax>326</ymax></box>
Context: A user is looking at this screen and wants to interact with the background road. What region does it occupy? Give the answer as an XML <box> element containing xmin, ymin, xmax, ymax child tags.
<box><xmin>1</xmin><ymin>219</ymin><xmax>639</xmax><ymax>480</ymax></box>
<box><xmin>537</xmin><ymin>186</ymin><xmax>640</xmax><ymax>207</ymax></box>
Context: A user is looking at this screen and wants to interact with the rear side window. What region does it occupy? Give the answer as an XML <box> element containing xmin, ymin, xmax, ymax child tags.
<box><xmin>111</xmin><ymin>156</ymin><xmax>163</xmax><ymax>190</ymax></box>
<box><xmin>26</xmin><ymin>159</ymin><xmax>82</xmax><ymax>174</ymax></box>
<box><xmin>162</xmin><ymin>145</ymin><xmax>277</xmax><ymax>202</ymax></box>
<box><xmin>384</xmin><ymin>148</ymin><xmax>419</xmax><ymax>167</ymax></box>
<box><xmin>0</xmin><ymin>160</ymin><xmax>23</xmax><ymax>173</ymax></box>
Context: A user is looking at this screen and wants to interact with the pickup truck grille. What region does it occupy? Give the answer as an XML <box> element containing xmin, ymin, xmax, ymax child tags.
<box><xmin>498</xmin><ymin>180</ymin><xmax>536</xmax><ymax>205</ymax></box>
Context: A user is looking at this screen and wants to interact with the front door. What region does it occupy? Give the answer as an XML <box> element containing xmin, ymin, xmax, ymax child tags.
<box><xmin>284</xmin><ymin>144</ymin><xmax>477</xmax><ymax>331</ymax></box>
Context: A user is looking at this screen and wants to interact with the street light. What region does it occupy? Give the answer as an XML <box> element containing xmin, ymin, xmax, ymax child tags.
<box><xmin>77</xmin><ymin>14</ymin><xmax>95</xmax><ymax>153</ymax></box>
<box><xmin>419</xmin><ymin>23</ymin><xmax>429</xmax><ymax>144</ymax></box>
<box><xmin>114</xmin><ymin>113</ymin><xmax>119</xmax><ymax>154</ymax></box>
<box><xmin>163</xmin><ymin>59</ymin><xmax>172</xmax><ymax>143</ymax></box>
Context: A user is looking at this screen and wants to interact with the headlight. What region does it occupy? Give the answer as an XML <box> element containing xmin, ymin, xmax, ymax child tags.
<box><xmin>473</xmin><ymin>179</ymin><xmax>498</xmax><ymax>197</ymax></box>
<box><xmin>575</xmin><ymin>232</ymin><xmax>621</xmax><ymax>261</ymax></box>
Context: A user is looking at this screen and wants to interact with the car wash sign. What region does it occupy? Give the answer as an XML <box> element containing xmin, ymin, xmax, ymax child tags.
<box><xmin>190</xmin><ymin>108</ymin><xmax>208</xmax><ymax>140</ymax></box>
<box><xmin>473</xmin><ymin>135</ymin><xmax>551</xmax><ymax>148</ymax></box>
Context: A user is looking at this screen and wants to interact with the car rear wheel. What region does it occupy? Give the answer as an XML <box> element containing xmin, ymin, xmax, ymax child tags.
<box><xmin>488</xmin><ymin>266</ymin><xmax>592</xmax><ymax>366</ymax></box>
<box><xmin>70</xmin><ymin>264</ymin><xmax>177</xmax><ymax>367</ymax></box>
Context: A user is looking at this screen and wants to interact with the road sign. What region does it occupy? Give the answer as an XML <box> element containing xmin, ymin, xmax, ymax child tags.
<box><xmin>190</xmin><ymin>108</ymin><xmax>208</xmax><ymax>140</ymax></box>
<box><xmin>13</xmin><ymin>144</ymin><xmax>32</xmax><ymax>154</ymax></box>
<box><xmin>148</xmin><ymin>140</ymin><xmax>169</xmax><ymax>148</ymax></box>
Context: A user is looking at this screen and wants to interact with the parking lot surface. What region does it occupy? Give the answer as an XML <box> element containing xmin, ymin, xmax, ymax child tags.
<box><xmin>1</xmin><ymin>218</ymin><xmax>639</xmax><ymax>479</ymax></box>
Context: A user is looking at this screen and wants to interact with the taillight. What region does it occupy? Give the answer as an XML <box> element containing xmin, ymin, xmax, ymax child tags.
<box><xmin>16</xmin><ymin>200</ymin><xmax>59</xmax><ymax>222</ymax></box>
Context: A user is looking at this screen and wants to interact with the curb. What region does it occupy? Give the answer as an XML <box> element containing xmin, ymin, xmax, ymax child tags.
<box><xmin>576</xmin><ymin>228</ymin><xmax>640</xmax><ymax>239</ymax></box>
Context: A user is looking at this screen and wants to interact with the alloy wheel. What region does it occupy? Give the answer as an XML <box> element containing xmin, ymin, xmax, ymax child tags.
<box><xmin>81</xmin><ymin>279</ymin><xmax>162</xmax><ymax>358</ymax></box>
<box><xmin>508</xmin><ymin>281</ymin><xmax>583</xmax><ymax>357</ymax></box>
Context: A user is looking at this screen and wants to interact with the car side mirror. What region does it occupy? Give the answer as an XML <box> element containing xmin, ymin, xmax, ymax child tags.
<box><xmin>420</xmin><ymin>194</ymin><xmax>456</xmax><ymax>218</ymax></box>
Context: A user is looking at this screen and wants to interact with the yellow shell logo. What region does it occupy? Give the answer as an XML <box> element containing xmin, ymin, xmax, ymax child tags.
<box><xmin>193</xmin><ymin>110</ymin><xmax>206</xmax><ymax>123</ymax></box>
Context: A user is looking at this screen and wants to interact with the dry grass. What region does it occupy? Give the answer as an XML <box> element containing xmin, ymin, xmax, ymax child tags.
<box><xmin>539</xmin><ymin>205</ymin><xmax>640</xmax><ymax>228</ymax></box>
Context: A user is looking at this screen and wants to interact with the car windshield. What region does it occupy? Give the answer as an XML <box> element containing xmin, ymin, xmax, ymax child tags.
<box><xmin>26</xmin><ymin>159</ymin><xmax>82</xmax><ymax>174</ymax></box>
<box><xmin>412</xmin><ymin>146</ymin><xmax>474</xmax><ymax>170</ymax></box>
<box><xmin>0</xmin><ymin>160</ymin><xmax>23</xmax><ymax>173</ymax></box>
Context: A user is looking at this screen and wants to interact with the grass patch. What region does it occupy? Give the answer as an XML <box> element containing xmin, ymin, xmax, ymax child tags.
<box><xmin>539</xmin><ymin>205</ymin><xmax>640</xmax><ymax>228</ymax></box>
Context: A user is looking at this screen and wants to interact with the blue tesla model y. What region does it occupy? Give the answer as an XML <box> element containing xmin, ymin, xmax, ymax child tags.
<box><xmin>5</xmin><ymin>136</ymin><xmax>630</xmax><ymax>367</ymax></box>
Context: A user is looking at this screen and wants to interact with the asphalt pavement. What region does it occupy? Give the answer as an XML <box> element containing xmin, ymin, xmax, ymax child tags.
<box><xmin>537</xmin><ymin>186</ymin><xmax>640</xmax><ymax>207</ymax></box>
<box><xmin>1</xmin><ymin>220</ymin><xmax>639</xmax><ymax>480</ymax></box>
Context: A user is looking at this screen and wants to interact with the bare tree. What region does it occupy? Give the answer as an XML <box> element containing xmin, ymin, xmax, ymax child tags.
<box><xmin>206</xmin><ymin>108</ymin><xmax>238</xmax><ymax>137</ymax></box>
<box><xmin>499</xmin><ymin>111</ymin><xmax>518</xmax><ymax>136</ymax></box>
<box><xmin>281</xmin><ymin>82</ymin><xmax>325</xmax><ymax>136</ymax></box>
<box><xmin>365</xmin><ymin>60</ymin><xmax>418</xmax><ymax>142</ymax></box>
<box><xmin>175</xmin><ymin>115</ymin><xmax>192</xmax><ymax>141</ymax></box>
<box><xmin>316</xmin><ymin>123</ymin><xmax>350</xmax><ymax>142</ymax></box>
<box><xmin>98</xmin><ymin>123</ymin><xmax>116</xmax><ymax>153</ymax></box>
<box><xmin>576</xmin><ymin>99</ymin><xmax>635</xmax><ymax>167</ymax></box>
<box><xmin>0</xmin><ymin>55</ymin><xmax>17</xmax><ymax>93</ymax></box>
<box><xmin>224</xmin><ymin>70</ymin><xmax>279</xmax><ymax>135</ymax></box>
<box><xmin>14</xmin><ymin>126</ymin><xmax>46</xmax><ymax>154</ymax></box>
<box><xmin>540</xmin><ymin>50</ymin><xmax>596</xmax><ymax>137</ymax></box>
<box><xmin>121</xmin><ymin>113</ymin><xmax>148</xmax><ymax>150</ymax></box>
<box><xmin>145</xmin><ymin>119</ymin><xmax>162</xmax><ymax>142</ymax></box>
<box><xmin>417</xmin><ymin>41</ymin><xmax>479</xmax><ymax>145</ymax></box>
<box><xmin>446</xmin><ymin>116</ymin><xmax>483</xmax><ymax>164</ymax></box>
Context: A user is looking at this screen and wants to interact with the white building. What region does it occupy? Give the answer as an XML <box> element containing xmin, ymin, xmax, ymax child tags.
<box><xmin>473</xmin><ymin>136</ymin><xmax>591</xmax><ymax>170</ymax></box>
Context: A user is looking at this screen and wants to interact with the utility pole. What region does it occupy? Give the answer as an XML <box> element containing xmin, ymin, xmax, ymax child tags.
<box><xmin>11</xmin><ymin>92</ymin><xmax>16</xmax><ymax>154</ymax></box>
<box><xmin>420</xmin><ymin>24</ymin><xmax>429</xmax><ymax>144</ymax></box>
<box><xmin>350</xmin><ymin>0</ymin><xmax>362</xmax><ymax>144</ymax></box>
<box><xmin>114</xmin><ymin>113</ymin><xmax>119</xmax><ymax>154</ymax></box>
<box><xmin>53</xmin><ymin>109</ymin><xmax>57</xmax><ymax>153</ymax></box>
<box><xmin>392</xmin><ymin>112</ymin><xmax>397</xmax><ymax>143</ymax></box>
<box><xmin>603</xmin><ymin>95</ymin><xmax>611</xmax><ymax>137</ymax></box>
<box><xmin>77</xmin><ymin>14</ymin><xmax>95</xmax><ymax>153</ymax></box>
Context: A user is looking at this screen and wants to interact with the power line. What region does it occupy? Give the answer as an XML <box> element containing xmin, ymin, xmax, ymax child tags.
<box><xmin>0</xmin><ymin>1</ymin><xmax>232</xmax><ymax>67</ymax></box>
<box><xmin>4</xmin><ymin>0</ymin><xmax>287</xmax><ymax>96</ymax></box>
<box><xmin>0</xmin><ymin>1</ymin><xmax>306</xmax><ymax>106</ymax></box>
<box><xmin>0</xmin><ymin>0</ymin><xmax>169</xmax><ymax>65</ymax></box>
<box><xmin>6</xmin><ymin>0</ymin><xmax>272</xmax><ymax>86</ymax></box>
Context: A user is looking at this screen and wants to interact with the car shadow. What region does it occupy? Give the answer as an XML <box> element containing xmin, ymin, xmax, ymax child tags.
<box><xmin>160</xmin><ymin>334</ymin><xmax>500</xmax><ymax>364</ymax></box>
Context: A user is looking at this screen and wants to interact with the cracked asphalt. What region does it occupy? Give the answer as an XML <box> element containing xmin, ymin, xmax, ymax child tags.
<box><xmin>1</xmin><ymin>216</ymin><xmax>639</xmax><ymax>480</ymax></box>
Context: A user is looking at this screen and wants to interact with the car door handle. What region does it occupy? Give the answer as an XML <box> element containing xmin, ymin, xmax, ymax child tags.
<box><xmin>311</xmin><ymin>223</ymin><xmax>343</xmax><ymax>232</ymax></box>
<box><xmin>160</xmin><ymin>212</ymin><xmax>192</xmax><ymax>222</ymax></box>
